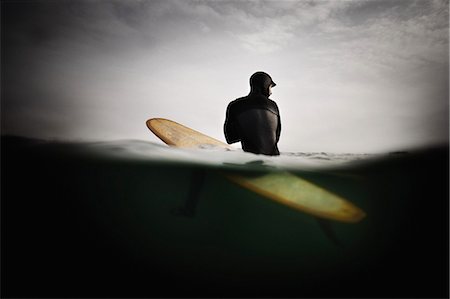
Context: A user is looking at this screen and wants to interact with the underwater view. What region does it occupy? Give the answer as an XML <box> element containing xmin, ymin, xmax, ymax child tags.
<box><xmin>2</xmin><ymin>0</ymin><xmax>449</xmax><ymax>297</ymax></box>
<box><xmin>2</xmin><ymin>135</ymin><xmax>448</xmax><ymax>297</ymax></box>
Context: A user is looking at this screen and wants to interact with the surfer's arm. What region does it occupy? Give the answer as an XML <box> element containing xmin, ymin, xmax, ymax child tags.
<box><xmin>224</xmin><ymin>104</ymin><xmax>240</xmax><ymax>144</ymax></box>
<box><xmin>272</xmin><ymin>101</ymin><xmax>281</xmax><ymax>143</ymax></box>
<box><xmin>276</xmin><ymin>114</ymin><xmax>281</xmax><ymax>142</ymax></box>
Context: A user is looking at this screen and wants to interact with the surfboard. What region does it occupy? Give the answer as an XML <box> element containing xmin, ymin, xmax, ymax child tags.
<box><xmin>146</xmin><ymin>118</ymin><xmax>366</xmax><ymax>223</ymax></box>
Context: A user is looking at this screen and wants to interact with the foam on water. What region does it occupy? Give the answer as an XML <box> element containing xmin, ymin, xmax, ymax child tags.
<box><xmin>84</xmin><ymin>139</ymin><xmax>384</xmax><ymax>171</ymax></box>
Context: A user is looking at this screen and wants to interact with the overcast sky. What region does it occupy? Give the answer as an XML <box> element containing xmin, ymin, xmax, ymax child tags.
<box><xmin>2</xmin><ymin>0</ymin><xmax>449</xmax><ymax>153</ymax></box>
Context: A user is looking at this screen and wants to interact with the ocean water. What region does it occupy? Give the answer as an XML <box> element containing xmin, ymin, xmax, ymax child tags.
<box><xmin>75</xmin><ymin>138</ymin><xmax>386</xmax><ymax>171</ymax></box>
<box><xmin>2</xmin><ymin>136</ymin><xmax>448</xmax><ymax>297</ymax></box>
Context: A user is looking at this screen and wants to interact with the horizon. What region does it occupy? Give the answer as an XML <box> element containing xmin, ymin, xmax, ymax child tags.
<box><xmin>1</xmin><ymin>133</ymin><xmax>448</xmax><ymax>155</ymax></box>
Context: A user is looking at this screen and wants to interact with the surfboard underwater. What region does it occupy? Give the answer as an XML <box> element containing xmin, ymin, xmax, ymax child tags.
<box><xmin>146</xmin><ymin>118</ymin><xmax>366</xmax><ymax>223</ymax></box>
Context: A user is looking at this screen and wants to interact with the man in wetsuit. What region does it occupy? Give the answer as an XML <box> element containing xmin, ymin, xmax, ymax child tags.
<box><xmin>173</xmin><ymin>71</ymin><xmax>281</xmax><ymax>217</ymax></box>
<box><xmin>224</xmin><ymin>71</ymin><xmax>281</xmax><ymax>156</ymax></box>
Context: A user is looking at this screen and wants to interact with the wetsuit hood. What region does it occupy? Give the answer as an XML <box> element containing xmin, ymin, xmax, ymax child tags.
<box><xmin>249</xmin><ymin>72</ymin><xmax>276</xmax><ymax>97</ymax></box>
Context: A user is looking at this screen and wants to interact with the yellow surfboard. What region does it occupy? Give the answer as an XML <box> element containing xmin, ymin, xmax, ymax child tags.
<box><xmin>146</xmin><ymin>118</ymin><xmax>366</xmax><ymax>223</ymax></box>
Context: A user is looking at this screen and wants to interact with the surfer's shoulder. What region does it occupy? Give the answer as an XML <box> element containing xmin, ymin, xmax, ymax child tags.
<box><xmin>267</xmin><ymin>98</ymin><xmax>278</xmax><ymax>106</ymax></box>
<box><xmin>228</xmin><ymin>97</ymin><xmax>247</xmax><ymax>109</ymax></box>
<box><xmin>260</xmin><ymin>98</ymin><xmax>278</xmax><ymax>114</ymax></box>
<box><xmin>233</xmin><ymin>96</ymin><xmax>247</xmax><ymax>103</ymax></box>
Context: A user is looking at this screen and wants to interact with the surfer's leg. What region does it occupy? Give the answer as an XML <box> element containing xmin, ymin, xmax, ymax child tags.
<box><xmin>185</xmin><ymin>169</ymin><xmax>206</xmax><ymax>214</ymax></box>
<box><xmin>316</xmin><ymin>218</ymin><xmax>342</xmax><ymax>247</ymax></box>
<box><xmin>171</xmin><ymin>169</ymin><xmax>206</xmax><ymax>217</ymax></box>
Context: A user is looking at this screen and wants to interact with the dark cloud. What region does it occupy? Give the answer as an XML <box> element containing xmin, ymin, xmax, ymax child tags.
<box><xmin>2</xmin><ymin>1</ymin><xmax>86</xmax><ymax>137</ymax></box>
<box><xmin>111</xmin><ymin>1</ymin><xmax>153</xmax><ymax>29</ymax></box>
<box><xmin>341</xmin><ymin>0</ymin><xmax>445</xmax><ymax>25</ymax></box>
<box><xmin>3</xmin><ymin>1</ymin><xmax>76</xmax><ymax>47</ymax></box>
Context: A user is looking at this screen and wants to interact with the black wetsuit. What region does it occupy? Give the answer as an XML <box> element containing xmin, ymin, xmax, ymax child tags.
<box><xmin>224</xmin><ymin>73</ymin><xmax>281</xmax><ymax>156</ymax></box>
<box><xmin>174</xmin><ymin>72</ymin><xmax>280</xmax><ymax>217</ymax></box>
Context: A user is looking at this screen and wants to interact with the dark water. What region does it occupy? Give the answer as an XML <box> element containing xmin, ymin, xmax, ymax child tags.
<box><xmin>1</xmin><ymin>136</ymin><xmax>449</xmax><ymax>298</ymax></box>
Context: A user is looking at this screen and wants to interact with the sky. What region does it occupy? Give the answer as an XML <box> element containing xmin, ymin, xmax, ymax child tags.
<box><xmin>2</xmin><ymin>0</ymin><xmax>449</xmax><ymax>153</ymax></box>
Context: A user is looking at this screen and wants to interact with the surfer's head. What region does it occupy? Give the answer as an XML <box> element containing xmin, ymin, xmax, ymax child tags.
<box><xmin>250</xmin><ymin>71</ymin><xmax>276</xmax><ymax>97</ymax></box>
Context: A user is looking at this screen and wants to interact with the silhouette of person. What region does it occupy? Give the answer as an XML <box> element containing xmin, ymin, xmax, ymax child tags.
<box><xmin>172</xmin><ymin>71</ymin><xmax>281</xmax><ymax>217</ymax></box>
<box><xmin>224</xmin><ymin>71</ymin><xmax>281</xmax><ymax>156</ymax></box>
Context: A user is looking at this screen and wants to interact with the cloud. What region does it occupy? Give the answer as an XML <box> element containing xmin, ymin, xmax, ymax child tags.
<box><xmin>200</xmin><ymin>1</ymin><xmax>352</xmax><ymax>54</ymax></box>
<box><xmin>288</xmin><ymin>0</ymin><xmax>449</xmax><ymax>96</ymax></box>
<box><xmin>2</xmin><ymin>0</ymin><xmax>448</xmax><ymax>152</ymax></box>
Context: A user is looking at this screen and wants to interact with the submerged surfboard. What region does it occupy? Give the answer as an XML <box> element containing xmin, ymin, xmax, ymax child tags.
<box><xmin>146</xmin><ymin>118</ymin><xmax>366</xmax><ymax>223</ymax></box>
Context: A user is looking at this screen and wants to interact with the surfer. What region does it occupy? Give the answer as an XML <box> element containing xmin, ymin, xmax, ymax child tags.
<box><xmin>224</xmin><ymin>71</ymin><xmax>281</xmax><ymax>156</ymax></box>
<box><xmin>172</xmin><ymin>71</ymin><xmax>280</xmax><ymax>217</ymax></box>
